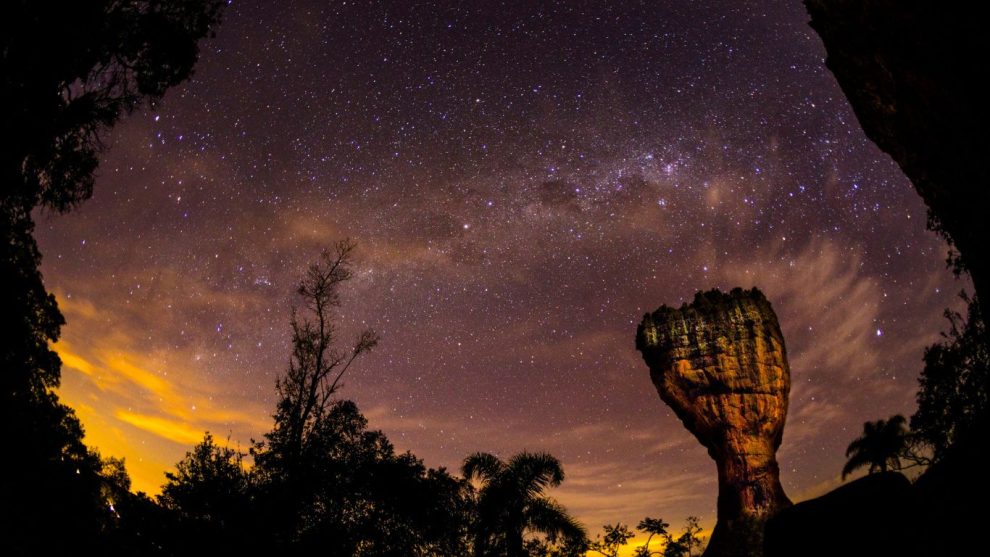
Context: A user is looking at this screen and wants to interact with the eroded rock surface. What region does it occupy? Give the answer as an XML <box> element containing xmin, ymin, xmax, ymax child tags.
<box><xmin>636</xmin><ymin>288</ymin><xmax>790</xmax><ymax>557</ymax></box>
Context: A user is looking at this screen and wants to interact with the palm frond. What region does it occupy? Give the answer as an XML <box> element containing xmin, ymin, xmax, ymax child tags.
<box><xmin>508</xmin><ymin>451</ymin><xmax>565</xmax><ymax>496</ymax></box>
<box><xmin>463</xmin><ymin>452</ymin><xmax>505</xmax><ymax>484</ymax></box>
<box><xmin>842</xmin><ymin>414</ymin><xmax>910</xmax><ymax>479</ymax></box>
<box><xmin>841</xmin><ymin>450</ymin><xmax>870</xmax><ymax>479</ymax></box>
<box><xmin>524</xmin><ymin>496</ymin><xmax>586</xmax><ymax>544</ymax></box>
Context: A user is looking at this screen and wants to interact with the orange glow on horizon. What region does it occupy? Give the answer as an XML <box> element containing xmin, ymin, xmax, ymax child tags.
<box><xmin>53</xmin><ymin>292</ymin><xmax>271</xmax><ymax>495</ymax></box>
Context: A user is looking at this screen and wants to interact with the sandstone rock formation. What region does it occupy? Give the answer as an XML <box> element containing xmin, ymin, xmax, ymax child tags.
<box><xmin>636</xmin><ymin>288</ymin><xmax>790</xmax><ymax>557</ymax></box>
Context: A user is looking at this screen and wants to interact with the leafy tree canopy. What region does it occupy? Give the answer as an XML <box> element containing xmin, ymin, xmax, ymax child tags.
<box><xmin>3</xmin><ymin>0</ymin><xmax>225</xmax><ymax>215</ymax></box>
<box><xmin>912</xmin><ymin>292</ymin><xmax>989</xmax><ymax>460</ymax></box>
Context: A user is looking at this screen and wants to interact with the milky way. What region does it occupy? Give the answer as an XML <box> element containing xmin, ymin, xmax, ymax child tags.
<box><xmin>36</xmin><ymin>0</ymin><xmax>965</xmax><ymax>542</ymax></box>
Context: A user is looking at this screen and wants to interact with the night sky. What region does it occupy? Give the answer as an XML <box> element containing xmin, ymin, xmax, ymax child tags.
<box><xmin>36</xmin><ymin>0</ymin><xmax>965</xmax><ymax>543</ymax></box>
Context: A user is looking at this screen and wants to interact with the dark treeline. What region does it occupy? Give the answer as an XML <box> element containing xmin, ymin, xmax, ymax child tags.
<box><xmin>588</xmin><ymin>518</ymin><xmax>705</xmax><ymax>557</ymax></box>
<box><xmin>139</xmin><ymin>239</ymin><xmax>589</xmax><ymax>557</ymax></box>
<box><xmin>3</xmin><ymin>236</ymin><xmax>593</xmax><ymax>557</ymax></box>
<box><xmin>1</xmin><ymin>2</ymin><xmax>225</xmax><ymax>554</ymax></box>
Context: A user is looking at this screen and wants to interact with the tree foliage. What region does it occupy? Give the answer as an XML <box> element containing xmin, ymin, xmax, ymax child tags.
<box><xmin>159</xmin><ymin>432</ymin><xmax>249</xmax><ymax>525</ymax></box>
<box><xmin>141</xmin><ymin>243</ymin><xmax>478</xmax><ymax>556</ymax></box>
<box><xmin>3</xmin><ymin>0</ymin><xmax>225</xmax><ymax>216</ymax></box>
<box><xmin>1</xmin><ymin>3</ymin><xmax>223</xmax><ymax>553</ymax></box>
<box><xmin>590</xmin><ymin>523</ymin><xmax>634</xmax><ymax>557</ymax></box>
<box><xmin>463</xmin><ymin>451</ymin><xmax>587</xmax><ymax>557</ymax></box>
<box><xmin>589</xmin><ymin>516</ymin><xmax>704</xmax><ymax>557</ymax></box>
<box><xmin>256</xmin><ymin>239</ymin><xmax>379</xmax><ymax>478</ymax></box>
<box><xmin>660</xmin><ymin>517</ymin><xmax>704</xmax><ymax>557</ymax></box>
<box><xmin>632</xmin><ymin>517</ymin><xmax>671</xmax><ymax>557</ymax></box>
<box><xmin>256</xmin><ymin>399</ymin><xmax>472</xmax><ymax>556</ymax></box>
<box><xmin>241</xmin><ymin>242</ymin><xmax>469</xmax><ymax>556</ymax></box>
<box><xmin>2</xmin><ymin>0</ymin><xmax>224</xmax><ymax>400</ymax></box>
<box><xmin>525</xmin><ymin>536</ymin><xmax>589</xmax><ymax>557</ymax></box>
<box><xmin>843</xmin><ymin>293</ymin><xmax>990</xmax><ymax>480</ymax></box>
<box><xmin>912</xmin><ymin>292</ymin><xmax>989</xmax><ymax>460</ymax></box>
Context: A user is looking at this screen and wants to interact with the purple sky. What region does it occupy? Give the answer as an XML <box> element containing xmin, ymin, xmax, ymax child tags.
<box><xmin>37</xmin><ymin>0</ymin><xmax>965</xmax><ymax>544</ymax></box>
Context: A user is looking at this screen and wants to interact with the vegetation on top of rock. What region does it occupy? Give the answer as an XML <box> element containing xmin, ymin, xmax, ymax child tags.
<box><xmin>647</xmin><ymin>287</ymin><xmax>768</xmax><ymax>318</ymax></box>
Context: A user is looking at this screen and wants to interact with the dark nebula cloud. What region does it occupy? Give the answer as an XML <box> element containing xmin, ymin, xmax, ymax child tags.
<box><xmin>36</xmin><ymin>0</ymin><xmax>965</xmax><ymax>541</ymax></box>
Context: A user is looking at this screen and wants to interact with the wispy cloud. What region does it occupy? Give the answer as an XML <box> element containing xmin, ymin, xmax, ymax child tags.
<box><xmin>115</xmin><ymin>411</ymin><xmax>210</xmax><ymax>446</ymax></box>
<box><xmin>54</xmin><ymin>292</ymin><xmax>272</xmax><ymax>494</ymax></box>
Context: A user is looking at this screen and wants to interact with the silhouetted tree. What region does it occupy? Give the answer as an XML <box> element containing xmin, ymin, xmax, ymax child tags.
<box><xmin>158</xmin><ymin>431</ymin><xmax>250</xmax><ymax>554</ymax></box>
<box><xmin>250</xmin><ymin>240</ymin><xmax>380</xmax><ymax>550</ymax></box>
<box><xmin>245</xmin><ymin>241</ymin><xmax>471</xmax><ymax>555</ymax></box>
<box><xmin>912</xmin><ymin>292</ymin><xmax>989</xmax><ymax>461</ymax></box>
<box><xmin>462</xmin><ymin>451</ymin><xmax>587</xmax><ymax>557</ymax></box>
<box><xmin>100</xmin><ymin>455</ymin><xmax>134</xmax><ymax>526</ymax></box>
<box><xmin>92</xmin><ymin>455</ymin><xmax>182</xmax><ymax>556</ymax></box>
<box><xmin>633</xmin><ymin>517</ymin><xmax>670</xmax><ymax>557</ymax></box>
<box><xmin>588</xmin><ymin>516</ymin><xmax>704</xmax><ymax>557</ymax></box>
<box><xmin>103</xmin><ymin>489</ymin><xmax>178</xmax><ymax>556</ymax></box>
<box><xmin>1</xmin><ymin>2</ymin><xmax>223</xmax><ymax>553</ymax></box>
<box><xmin>661</xmin><ymin>517</ymin><xmax>704</xmax><ymax>557</ymax></box>
<box><xmin>589</xmin><ymin>523</ymin><xmax>634</xmax><ymax>557</ymax></box>
<box><xmin>842</xmin><ymin>415</ymin><xmax>911</xmax><ymax>479</ymax></box>
<box><xmin>258</xmin><ymin>239</ymin><xmax>380</xmax><ymax>475</ymax></box>
<box><xmin>2</xmin><ymin>0</ymin><xmax>224</xmax><ymax>216</ymax></box>
<box><xmin>525</xmin><ymin>536</ymin><xmax>589</xmax><ymax>557</ymax></box>
<box><xmin>254</xmin><ymin>395</ymin><xmax>474</xmax><ymax>555</ymax></box>
<box><xmin>0</xmin><ymin>215</ymin><xmax>116</xmax><ymax>553</ymax></box>
<box><xmin>411</xmin><ymin>466</ymin><xmax>477</xmax><ymax>556</ymax></box>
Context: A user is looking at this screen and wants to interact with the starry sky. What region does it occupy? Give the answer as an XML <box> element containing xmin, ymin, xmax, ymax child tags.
<box><xmin>36</xmin><ymin>0</ymin><xmax>966</xmax><ymax>546</ymax></box>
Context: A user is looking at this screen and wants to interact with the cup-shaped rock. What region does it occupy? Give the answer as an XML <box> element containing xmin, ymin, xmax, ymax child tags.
<box><xmin>636</xmin><ymin>288</ymin><xmax>791</xmax><ymax>557</ymax></box>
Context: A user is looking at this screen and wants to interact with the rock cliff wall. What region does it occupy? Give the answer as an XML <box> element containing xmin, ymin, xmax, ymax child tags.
<box><xmin>804</xmin><ymin>0</ymin><xmax>990</xmax><ymax>318</ymax></box>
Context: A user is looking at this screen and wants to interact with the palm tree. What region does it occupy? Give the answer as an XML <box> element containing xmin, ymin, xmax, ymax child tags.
<box><xmin>462</xmin><ymin>451</ymin><xmax>587</xmax><ymax>557</ymax></box>
<box><xmin>841</xmin><ymin>414</ymin><xmax>910</xmax><ymax>479</ymax></box>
